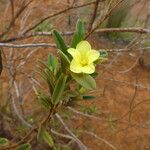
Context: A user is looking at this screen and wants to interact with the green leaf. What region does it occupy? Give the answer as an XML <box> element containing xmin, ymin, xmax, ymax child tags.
<box><xmin>71</xmin><ymin>73</ymin><xmax>96</xmax><ymax>90</ymax></box>
<box><xmin>83</xmin><ymin>95</ymin><xmax>96</xmax><ymax>100</ymax></box>
<box><xmin>55</xmin><ymin>67</ymin><xmax>61</xmax><ymax>79</ymax></box>
<box><xmin>71</xmin><ymin>20</ymin><xmax>85</xmax><ymax>48</ymax></box>
<box><xmin>16</xmin><ymin>143</ymin><xmax>31</xmax><ymax>150</ymax></box>
<box><xmin>66</xmin><ymin>90</ymin><xmax>79</xmax><ymax>98</ymax></box>
<box><xmin>90</xmin><ymin>72</ymin><xmax>98</xmax><ymax>78</ymax></box>
<box><xmin>37</xmin><ymin>92</ymin><xmax>51</xmax><ymax>109</ymax></box>
<box><xmin>37</xmin><ymin>126</ymin><xmax>54</xmax><ymax>147</ymax></box>
<box><xmin>38</xmin><ymin>61</ymin><xmax>55</xmax><ymax>94</ymax></box>
<box><xmin>62</xmin><ymin>90</ymin><xmax>79</xmax><ymax>102</ymax></box>
<box><xmin>95</xmin><ymin>50</ymin><xmax>108</xmax><ymax>64</ymax></box>
<box><xmin>99</xmin><ymin>49</ymin><xmax>108</xmax><ymax>59</ymax></box>
<box><xmin>52</xmin><ymin>30</ymin><xmax>69</xmax><ymax>56</ymax></box>
<box><xmin>0</xmin><ymin>137</ymin><xmax>8</xmax><ymax>145</ymax></box>
<box><xmin>33</xmin><ymin>86</ymin><xmax>51</xmax><ymax>109</ymax></box>
<box><xmin>48</xmin><ymin>53</ymin><xmax>58</xmax><ymax>73</ymax></box>
<box><xmin>81</xmin><ymin>106</ymin><xmax>99</xmax><ymax>114</ymax></box>
<box><xmin>52</xmin><ymin>74</ymin><xmax>67</xmax><ymax>105</ymax></box>
<box><xmin>57</xmin><ymin>49</ymin><xmax>70</xmax><ymax>73</ymax></box>
<box><xmin>16</xmin><ymin>124</ymin><xmax>28</xmax><ymax>132</ymax></box>
<box><xmin>57</xmin><ymin>49</ymin><xmax>70</xmax><ymax>65</ymax></box>
<box><xmin>53</xmin><ymin>145</ymin><xmax>61</xmax><ymax>150</ymax></box>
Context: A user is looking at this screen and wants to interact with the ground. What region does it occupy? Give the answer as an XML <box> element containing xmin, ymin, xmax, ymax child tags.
<box><xmin>0</xmin><ymin>0</ymin><xmax>150</xmax><ymax>150</ymax></box>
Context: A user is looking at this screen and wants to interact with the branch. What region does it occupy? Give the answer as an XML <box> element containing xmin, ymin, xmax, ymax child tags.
<box><xmin>0</xmin><ymin>50</ymin><xmax>2</xmax><ymax>75</ymax></box>
<box><xmin>0</xmin><ymin>0</ymin><xmax>34</xmax><ymax>38</ymax></box>
<box><xmin>55</xmin><ymin>113</ymin><xmax>89</xmax><ymax>150</ymax></box>
<box><xmin>114</xmin><ymin>98</ymin><xmax>150</xmax><ymax>122</ymax></box>
<box><xmin>51</xmin><ymin>129</ymin><xmax>75</xmax><ymax>141</ymax></box>
<box><xmin>2</xmin><ymin>26</ymin><xmax>150</xmax><ymax>43</ymax></box>
<box><xmin>117</xmin><ymin>57</ymin><xmax>140</xmax><ymax>73</ymax></box>
<box><xmin>81</xmin><ymin>130</ymin><xmax>118</xmax><ymax>150</ymax></box>
<box><xmin>96</xmin><ymin>27</ymin><xmax>150</xmax><ymax>34</ymax></box>
<box><xmin>102</xmin><ymin>78</ymin><xmax>150</xmax><ymax>91</ymax></box>
<box><xmin>85</xmin><ymin>0</ymin><xmax>126</xmax><ymax>38</ymax></box>
<box><xmin>1</xmin><ymin>42</ymin><xmax>150</xmax><ymax>52</ymax></box>
<box><xmin>0</xmin><ymin>43</ymin><xmax>56</xmax><ymax>48</ymax></box>
<box><xmin>88</xmin><ymin>0</ymin><xmax>100</xmax><ymax>32</ymax></box>
<box><xmin>10</xmin><ymin>0</ymin><xmax>15</xmax><ymax>22</ymax></box>
<box><xmin>67</xmin><ymin>106</ymin><xmax>104</xmax><ymax>121</ymax></box>
<box><xmin>22</xmin><ymin>1</ymin><xmax>97</xmax><ymax>35</ymax></box>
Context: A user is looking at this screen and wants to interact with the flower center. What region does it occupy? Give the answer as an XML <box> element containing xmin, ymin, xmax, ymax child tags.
<box><xmin>80</xmin><ymin>59</ymin><xmax>88</xmax><ymax>67</ymax></box>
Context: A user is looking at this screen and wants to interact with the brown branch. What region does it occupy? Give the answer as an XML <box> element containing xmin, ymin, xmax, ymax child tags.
<box><xmin>2</xmin><ymin>27</ymin><xmax>150</xmax><ymax>43</ymax></box>
<box><xmin>96</xmin><ymin>27</ymin><xmax>150</xmax><ymax>34</ymax></box>
<box><xmin>102</xmin><ymin>78</ymin><xmax>150</xmax><ymax>91</ymax></box>
<box><xmin>81</xmin><ymin>131</ymin><xmax>118</xmax><ymax>150</ymax></box>
<box><xmin>88</xmin><ymin>0</ymin><xmax>100</xmax><ymax>32</ymax></box>
<box><xmin>0</xmin><ymin>50</ymin><xmax>2</xmax><ymax>75</ymax></box>
<box><xmin>22</xmin><ymin>1</ymin><xmax>97</xmax><ymax>35</ymax></box>
<box><xmin>114</xmin><ymin>98</ymin><xmax>150</xmax><ymax>122</ymax></box>
<box><xmin>10</xmin><ymin>0</ymin><xmax>15</xmax><ymax>23</ymax></box>
<box><xmin>85</xmin><ymin>0</ymin><xmax>126</xmax><ymax>39</ymax></box>
<box><xmin>0</xmin><ymin>0</ymin><xmax>34</xmax><ymax>38</ymax></box>
<box><xmin>0</xmin><ymin>43</ymin><xmax>56</xmax><ymax>48</ymax></box>
<box><xmin>118</xmin><ymin>57</ymin><xmax>140</xmax><ymax>73</ymax></box>
<box><xmin>128</xmin><ymin>73</ymin><xmax>138</xmax><ymax>122</ymax></box>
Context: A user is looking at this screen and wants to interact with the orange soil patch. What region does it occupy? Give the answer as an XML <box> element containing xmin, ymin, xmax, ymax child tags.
<box><xmin>0</xmin><ymin>1</ymin><xmax>150</xmax><ymax>150</ymax></box>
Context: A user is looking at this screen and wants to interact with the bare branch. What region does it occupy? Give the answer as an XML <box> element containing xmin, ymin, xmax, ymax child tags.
<box><xmin>0</xmin><ymin>43</ymin><xmax>56</xmax><ymax>48</ymax></box>
<box><xmin>51</xmin><ymin>129</ymin><xmax>75</xmax><ymax>141</ymax></box>
<box><xmin>85</xmin><ymin>0</ymin><xmax>126</xmax><ymax>38</ymax></box>
<box><xmin>102</xmin><ymin>78</ymin><xmax>150</xmax><ymax>91</ymax></box>
<box><xmin>96</xmin><ymin>27</ymin><xmax>150</xmax><ymax>34</ymax></box>
<box><xmin>81</xmin><ymin>130</ymin><xmax>118</xmax><ymax>150</ymax></box>
<box><xmin>67</xmin><ymin>106</ymin><xmax>104</xmax><ymax>121</ymax></box>
<box><xmin>3</xmin><ymin>26</ymin><xmax>150</xmax><ymax>43</ymax></box>
<box><xmin>22</xmin><ymin>0</ymin><xmax>97</xmax><ymax>35</ymax></box>
<box><xmin>88</xmin><ymin>0</ymin><xmax>100</xmax><ymax>32</ymax></box>
<box><xmin>56</xmin><ymin>113</ymin><xmax>89</xmax><ymax>150</ymax></box>
<box><xmin>10</xmin><ymin>0</ymin><xmax>15</xmax><ymax>22</ymax></box>
<box><xmin>0</xmin><ymin>0</ymin><xmax>34</xmax><ymax>38</ymax></box>
<box><xmin>0</xmin><ymin>50</ymin><xmax>2</xmax><ymax>75</ymax></box>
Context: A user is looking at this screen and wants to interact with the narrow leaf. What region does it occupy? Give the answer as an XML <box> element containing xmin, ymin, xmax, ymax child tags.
<box><xmin>52</xmin><ymin>30</ymin><xmax>68</xmax><ymax>56</ymax></box>
<box><xmin>52</xmin><ymin>74</ymin><xmax>67</xmax><ymax>105</ymax></box>
<box><xmin>16</xmin><ymin>143</ymin><xmax>31</xmax><ymax>150</ymax></box>
<box><xmin>57</xmin><ymin>49</ymin><xmax>70</xmax><ymax>73</ymax></box>
<box><xmin>38</xmin><ymin>92</ymin><xmax>51</xmax><ymax>109</ymax></box>
<box><xmin>71</xmin><ymin>20</ymin><xmax>85</xmax><ymax>48</ymax></box>
<box><xmin>57</xmin><ymin>49</ymin><xmax>70</xmax><ymax>65</ymax></box>
<box><xmin>48</xmin><ymin>53</ymin><xmax>58</xmax><ymax>73</ymax></box>
<box><xmin>83</xmin><ymin>95</ymin><xmax>96</xmax><ymax>100</ymax></box>
<box><xmin>38</xmin><ymin>61</ymin><xmax>55</xmax><ymax>94</ymax></box>
<box><xmin>33</xmin><ymin>86</ymin><xmax>51</xmax><ymax>109</ymax></box>
<box><xmin>38</xmin><ymin>126</ymin><xmax>54</xmax><ymax>147</ymax></box>
<box><xmin>99</xmin><ymin>49</ymin><xmax>108</xmax><ymax>59</ymax></box>
<box><xmin>0</xmin><ymin>137</ymin><xmax>8</xmax><ymax>145</ymax></box>
<box><xmin>71</xmin><ymin>73</ymin><xmax>96</xmax><ymax>90</ymax></box>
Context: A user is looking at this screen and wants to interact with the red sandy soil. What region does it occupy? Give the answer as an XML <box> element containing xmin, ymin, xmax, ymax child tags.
<box><xmin>0</xmin><ymin>0</ymin><xmax>150</xmax><ymax>150</ymax></box>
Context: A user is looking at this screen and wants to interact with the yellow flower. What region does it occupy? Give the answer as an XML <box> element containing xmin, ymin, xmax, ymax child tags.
<box><xmin>67</xmin><ymin>41</ymin><xmax>99</xmax><ymax>74</ymax></box>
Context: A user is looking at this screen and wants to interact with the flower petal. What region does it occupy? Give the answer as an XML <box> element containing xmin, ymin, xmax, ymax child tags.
<box><xmin>81</xmin><ymin>63</ymin><xmax>95</xmax><ymax>74</ymax></box>
<box><xmin>68</xmin><ymin>48</ymin><xmax>75</xmax><ymax>56</ymax></box>
<box><xmin>88</xmin><ymin>49</ymin><xmax>100</xmax><ymax>63</ymax></box>
<box><xmin>70</xmin><ymin>59</ymin><xmax>82</xmax><ymax>73</ymax></box>
<box><xmin>76</xmin><ymin>41</ymin><xmax>91</xmax><ymax>54</ymax></box>
<box><xmin>68</xmin><ymin>48</ymin><xmax>81</xmax><ymax>61</ymax></box>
